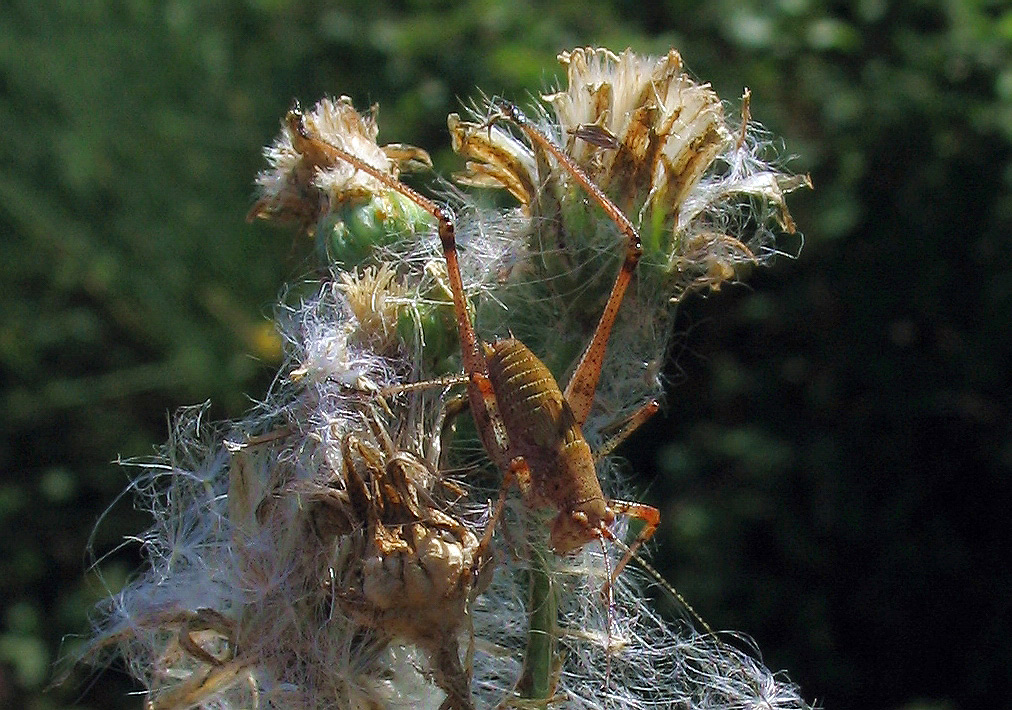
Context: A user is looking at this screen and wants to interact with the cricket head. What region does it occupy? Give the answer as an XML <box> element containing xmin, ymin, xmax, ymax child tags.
<box><xmin>550</xmin><ymin>498</ymin><xmax>615</xmax><ymax>555</ymax></box>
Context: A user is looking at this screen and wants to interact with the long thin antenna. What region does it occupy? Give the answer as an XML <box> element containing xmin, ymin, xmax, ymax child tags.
<box><xmin>602</xmin><ymin>531</ymin><xmax>716</xmax><ymax>637</ymax></box>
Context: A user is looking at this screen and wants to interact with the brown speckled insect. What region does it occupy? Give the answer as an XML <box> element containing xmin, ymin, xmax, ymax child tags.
<box><xmin>286</xmin><ymin>99</ymin><xmax>660</xmax><ymax>586</ymax></box>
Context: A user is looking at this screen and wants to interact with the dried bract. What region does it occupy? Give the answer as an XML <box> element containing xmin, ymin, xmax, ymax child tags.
<box><xmin>450</xmin><ymin>47</ymin><xmax>810</xmax><ymax>303</ymax></box>
<box><xmin>309</xmin><ymin>405</ymin><xmax>482</xmax><ymax>710</ymax></box>
<box><xmin>249</xmin><ymin>96</ymin><xmax>432</xmax><ymax>237</ymax></box>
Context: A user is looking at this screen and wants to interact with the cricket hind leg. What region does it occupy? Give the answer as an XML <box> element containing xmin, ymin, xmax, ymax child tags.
<box><xmin>484</xmin><ymin>99</ymin><xmax>644</xmax><ymax>429</ymax></box>
<box><xmin>285</xmin><ymin>108</ymin><xmax>516</xmax><ymax>476</ymax></box>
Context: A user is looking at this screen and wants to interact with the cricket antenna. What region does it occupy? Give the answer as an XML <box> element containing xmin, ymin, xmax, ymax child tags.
<box><xmin>602</xmin><ymin>531</ymin><xmax>717</xmax><ymax>638</ymax></box>
<box><xmin>604</xmin><ymin>526</ymin><xmax>809</xmax><ymax>710</ymax></box>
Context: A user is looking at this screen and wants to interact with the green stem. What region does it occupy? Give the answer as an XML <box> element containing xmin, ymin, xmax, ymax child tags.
<box><xmin>517</xmin><ymin>540</ymin><xmax>558</xmax><ymax>702</ymax></box>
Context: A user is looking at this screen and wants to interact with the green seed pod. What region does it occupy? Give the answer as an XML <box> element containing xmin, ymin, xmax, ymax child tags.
<box><xmin>317</xmin><ymin>191</ymin><xmax>433</xmax><ymax>269</ymax></box>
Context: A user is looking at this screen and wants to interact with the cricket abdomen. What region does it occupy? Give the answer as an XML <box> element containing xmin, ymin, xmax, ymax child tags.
<box><xmin>482</xmin><ymin>338</ymin><xmax>606</xmax><ymax>515</ymax></box>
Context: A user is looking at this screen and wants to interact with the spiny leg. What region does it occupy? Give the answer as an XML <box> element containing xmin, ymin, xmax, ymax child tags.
<box><xmin>487</xmin><ymin>99</ymin><xmax>643</xmax><ymax>428</ymax></box>
<box><xmin>285</xmin><ymin>109</ymin><xmax>515</xmax><ymax>475</ymax></box>
<box><xmin>379</xmin><ymin>373</ymin><xmax>470</xmax><ymax>399</ymax></box>
<box><xmin>600</xmin><ymin>499</ymin><xmax>660</xmax><ymax>585</ymax></box>
<box><xmin>475</xmin><ymin>455</ymin><xmax>533</xmax><ymax>560</ymax></box>
<box><xmin>593</xmin><ymin>399</ymin><xmax>660</xmax><ymax>461</ymax></box>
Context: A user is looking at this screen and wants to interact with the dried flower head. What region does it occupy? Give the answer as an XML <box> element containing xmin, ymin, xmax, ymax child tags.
<box><xmin>337</xmin><ymin>263</ymin><xmax>412</xmax><ymax>353</ymax></box>
<box><xmin>451</xmin><ymin>47</ymin><xmax>811</xmax><ymax>302</ymax></box>
<box><xmin>249</xmin><ymin>98</ymin><xmax>435</xmax><ymax>270</ymax></box>
<box><xmin>544</xmin><ymin>47</ymin><xmax>729</xmax><ymax>220</ymax></box>
<box><xmin>306</xmin><ymin>402</ymin><xmax>483</xmax><ymax>710</ymax></box>
<box><xmin>86</xmin><ymin>284</ymin><xmax>484</xmax><ymax>710</ymax></box>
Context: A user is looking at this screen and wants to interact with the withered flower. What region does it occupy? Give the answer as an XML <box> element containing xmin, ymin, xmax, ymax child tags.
<box><xmin>249</xmin><ymin>98</ymin><xmax>434</xmax><ymax>269</ymax></box>
<box><xmin>451</xmin><ymin>47</ymin><xmax>810</xmax><ymax>299</ymax></box>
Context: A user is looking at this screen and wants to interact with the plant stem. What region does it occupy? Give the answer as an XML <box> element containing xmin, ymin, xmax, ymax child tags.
<box><xmin>517</xmin><ymin>540</ymin><xmax>558</xmax><ymax>702</ymax></box>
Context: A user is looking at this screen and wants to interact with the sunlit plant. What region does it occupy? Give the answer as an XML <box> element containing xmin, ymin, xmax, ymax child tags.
<box><xmin>86</xmin><ymin>47</ymin><xmax>811</xmax><ymax>710</ymax></box>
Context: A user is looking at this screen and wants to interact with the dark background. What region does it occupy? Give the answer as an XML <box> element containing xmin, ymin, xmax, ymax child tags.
<box><xmin>2</xmin><ymin>2</ymin><xmax>1009</xmax><ymax>709</ymax></box>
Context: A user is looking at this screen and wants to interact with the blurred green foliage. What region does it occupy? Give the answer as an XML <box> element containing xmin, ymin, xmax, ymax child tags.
<box><xmin>1</xmin><ymin>1</ymin><xmax>1008</xmax><ymax>709</ymax></box>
